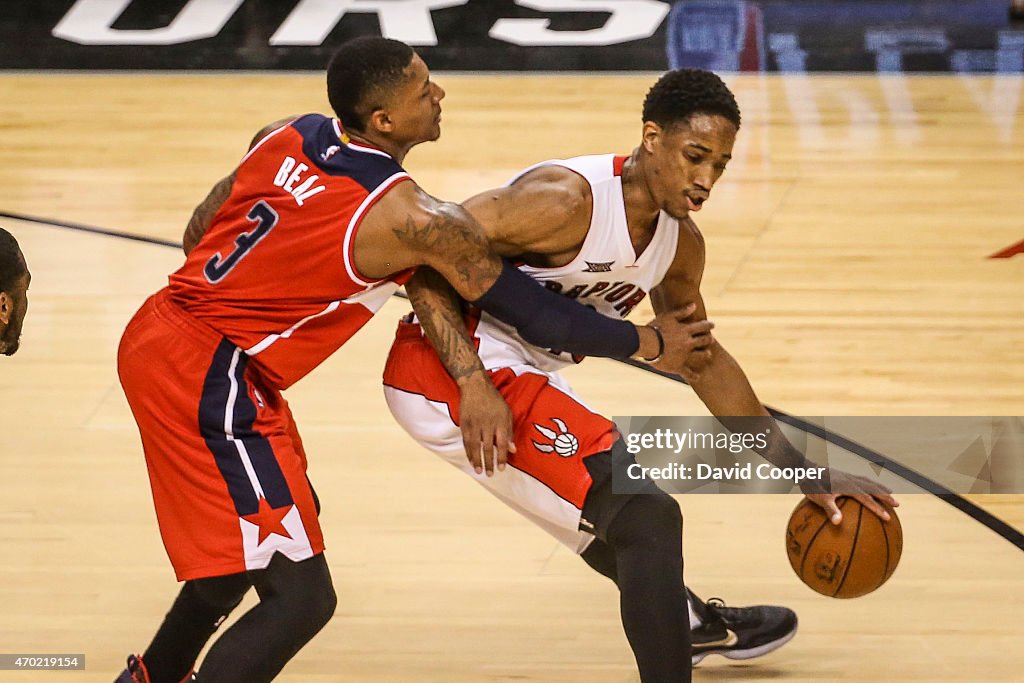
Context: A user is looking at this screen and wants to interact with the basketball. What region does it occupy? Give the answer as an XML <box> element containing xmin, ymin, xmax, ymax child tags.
<box><xmin>786</xmin><ymin>497</ymin><xmax>902</xmax><ymax>598</ymax></box>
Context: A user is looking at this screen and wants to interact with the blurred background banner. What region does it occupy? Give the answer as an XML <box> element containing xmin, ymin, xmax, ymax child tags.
<box><xmin>4</xmin><ymin>0</ymin><xmax>1024</xmax><ymax>72</ymax></box>
<box><xmin>612</xmin><ymin>416</ymin><xmax>1024</xmax><ymax>494</ymax></box>
<box><xmin>667</xmin><ymin>0</ymin><xmax>1024</xmax><ymax>72</ymax></box>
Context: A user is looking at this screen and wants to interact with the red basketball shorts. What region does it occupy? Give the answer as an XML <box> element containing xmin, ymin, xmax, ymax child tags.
<box><xmin>382</xmin><ymin>321</ymin><xmax>617</xmax><ymax>552</ymax></box>
<box><xmin>118</xmin><ymin>289</ymin><xmax>324</xmax><ymax>580</ymax></box>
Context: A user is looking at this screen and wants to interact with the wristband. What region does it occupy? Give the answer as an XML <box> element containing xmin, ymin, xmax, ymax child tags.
<box><xmin>638</xmin><ymin>325</ymin><xmax>664</xmax><ymax>364</ymax></box>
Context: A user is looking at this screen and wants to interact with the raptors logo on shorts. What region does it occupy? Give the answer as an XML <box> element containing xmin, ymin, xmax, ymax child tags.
<box><xmin>532</xmin><ymin>418</ymin><xmax>580</xmax><ymax>457</ymax></box>
<box><xmin>383</xmin><ymin>153</ymin><xmax>680</xmax><ymax>553</ymax></box>
<box><xmin>383</xmin><ymin>321</ymin><xmax>617</xmax><ymax>553</ymax></box>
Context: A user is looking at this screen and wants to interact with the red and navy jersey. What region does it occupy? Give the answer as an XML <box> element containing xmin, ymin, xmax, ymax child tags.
<box><xmin>169</xmin><ymin>114</ymin><xmax>413</xmax><ymax>390</ymax></box>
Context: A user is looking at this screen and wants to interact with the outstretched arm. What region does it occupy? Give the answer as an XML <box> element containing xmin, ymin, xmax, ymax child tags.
<box><xmin>353</xmin><ymin>179</ymin><xmax>683</xmax><ymax>361</ymax></box>
<box><xmin>399</xmin><ymin>168</ymin><xmax>718</xmax><ymax>474</ymax></box>
<box><xmin>651</xmin><ymin>218</ymin><xmax>898</xmax><ymax>522</ymax></box>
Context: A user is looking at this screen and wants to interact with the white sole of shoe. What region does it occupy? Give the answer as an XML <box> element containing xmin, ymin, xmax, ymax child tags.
<box><xmin>691</xmin><ymin>625</ymin><xmax>798</xmax><ymax>666</ymax></box>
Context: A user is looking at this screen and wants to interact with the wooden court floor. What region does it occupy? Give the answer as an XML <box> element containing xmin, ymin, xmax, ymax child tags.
<box><xmin>0</xmin><ymin>72</ymin><xmax>1022</xmax><ymax>681</ymax></box>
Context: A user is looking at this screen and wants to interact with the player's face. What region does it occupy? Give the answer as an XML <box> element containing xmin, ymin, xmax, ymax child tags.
<box><xmin>642</xmin><ymin>113</ymin><xmax>737</xmax><ymax>220</ymax></box>
<box><xmin>387</xmin><ymin>53</ymin><xmax>446</xmax><ymax>145</ymax></box>
<box><xmin>0</xmin><ymin>264</ymin><xmax>29</xmax><ymax>357</ymax></box>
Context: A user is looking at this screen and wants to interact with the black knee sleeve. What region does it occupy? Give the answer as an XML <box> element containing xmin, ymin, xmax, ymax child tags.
<box><xmin>251</xmin><ymin>553</ymin><xmax>337</xmax><ymax>637</ymax></box>
<box><xmin>605</xmin><ymin>492</ymin><xmax>682</xmax><ymax>551</ymax></box>
<box><xmin>604</xmin><ymin>494</ymin><xmax>690</xmax><ymax>683</ymax></box>
<box><xmin>581</xmin><ymin>540</ymin><xmax>619</xmax><ymax>583</ymax></box>
<box><xmin>196</xmin><ymin>554</ymin><xmax>337</xmax><ymax>683</ymax></box>
<box><xmin>190</xmin><ymin>572</ymin><xmax>251</xmax><ymax>615</ymax></box>
<box><xmin>142</xmin><ymin>574</ymin><xmax>251</xmax><ymax>683</ymax></box>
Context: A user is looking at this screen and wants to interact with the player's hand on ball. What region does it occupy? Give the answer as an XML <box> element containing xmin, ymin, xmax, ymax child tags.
<box><xmin>644</xmin><ymin>303</ymin><xmax>715</xmax><ymax>380</ymax></box>
<box><xmin>457</xmin><ymin>372</ymin><xmax>516</xmax><ymax>477</ymax></box>
<box><xmin>801</xmin><ymin>468</ymin><xmax>899</xmax><ymax>525</ymax></box>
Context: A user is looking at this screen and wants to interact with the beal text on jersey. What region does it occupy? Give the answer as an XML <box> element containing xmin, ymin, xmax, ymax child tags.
<box><xmin>273</xmin><ymin>156</ymin><xmax>327</xmax><ymax>206</ymax></box>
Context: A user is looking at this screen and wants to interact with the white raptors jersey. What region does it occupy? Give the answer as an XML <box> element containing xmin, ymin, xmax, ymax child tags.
<box><xmin>472</xmin><ymin>154</ymin><xmax>679</xmax><ymax>373</ymax></box>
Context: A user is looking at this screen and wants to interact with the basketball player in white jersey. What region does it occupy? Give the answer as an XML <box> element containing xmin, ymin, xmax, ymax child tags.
<box><xmin>382</xmin><ymin>69</ymin><xmax>898</xmax><ymax>682</ymax></box>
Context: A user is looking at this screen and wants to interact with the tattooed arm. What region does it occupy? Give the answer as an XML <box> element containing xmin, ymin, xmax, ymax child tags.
<box><xmin>182</xmin><ymin>116</ymin><xmax>298</xmax><ymax>255</ymax></box>
<box><xmin>183</xmin><ymin>173</ymin><xmax>235</xmax><ymax>255</ymax></box>
<box><xmin>407</xmin><ymin>267</ymin><xmax>515</xmax><ymax>476</ymax></box>
<box><xmin>356</xmin><ymin>180</ymin><xmax>715</xmax><ymax>366</ymax></box>
<box><xmin>352</xmin><ymin>183</ymin><xmax>507</xmax><ymax>299</ymax></box>
<box><xmin>406</xmin><ymin>267</ymin><xmax>480</xmax><ymax>383</ymax></box>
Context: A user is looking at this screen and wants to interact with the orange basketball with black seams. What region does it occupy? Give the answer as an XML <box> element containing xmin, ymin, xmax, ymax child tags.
<box><xmin>786</xmin><ymin>496</ymin><xmax>902</xmax><ymax>598</ymax></box>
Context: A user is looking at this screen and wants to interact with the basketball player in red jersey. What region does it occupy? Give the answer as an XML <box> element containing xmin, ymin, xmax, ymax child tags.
<box><xmin>114</xmin><ymin>38</ymin><xmax>717</xmax><ymax>683</ymax></box>
<box><xmin>0</xmin><ymin>227</ymin><xmax>29</xmax><ymax>357</ymax></box>
<box><xmin>383</xmin><ymin>69</ymin><xmax>899</xmax><ymax>682</ymax></box>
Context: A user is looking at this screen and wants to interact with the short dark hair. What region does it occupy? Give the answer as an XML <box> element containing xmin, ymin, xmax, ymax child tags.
<box><xmin>0</xmin><ymin>227</ymin><xmax>25</xmax><ymax>293</ymax></box>
<box><xmin>642</xmin><ymin>69</ymin><xmax>741</xmax><ymax>130</ymax></box>
<box><xmin>326</xmin><ymin>37</ymin><xmax>416</xmax><ymax>133</ymax></box>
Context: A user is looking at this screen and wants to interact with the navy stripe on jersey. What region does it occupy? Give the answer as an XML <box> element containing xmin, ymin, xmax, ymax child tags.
<box><xmin>199</xmin><ymin>339</ymin><xmax>294</xmax><ymax>516</ymax></box>
<box><xmin>292</xmin><ymin>114</ymin><xmax>405</xmax><ymax>192</ymax></box>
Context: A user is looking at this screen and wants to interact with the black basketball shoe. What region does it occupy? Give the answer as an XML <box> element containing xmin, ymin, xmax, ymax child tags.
<box><xmin>688</xmin><ymin>590</ymin><xmax>798</xmax><ymax>665</ymax></box>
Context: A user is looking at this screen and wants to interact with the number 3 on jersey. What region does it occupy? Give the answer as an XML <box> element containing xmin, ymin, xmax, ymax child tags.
<box><xmin>204</xmin><ymin>201</ymin><xmax>279</xmax><ymax>284</ymax></box>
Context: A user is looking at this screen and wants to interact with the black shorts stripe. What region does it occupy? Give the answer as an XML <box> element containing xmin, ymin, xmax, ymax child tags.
<box><xmin>199</xmin><ymin>338</ymin><xmax>293</xmax><ymax>516</ymax></box>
